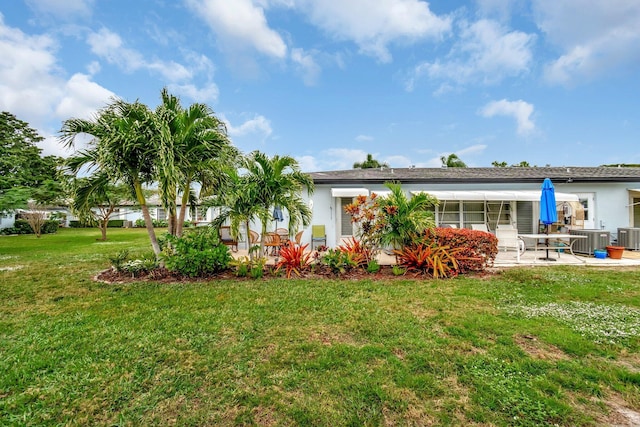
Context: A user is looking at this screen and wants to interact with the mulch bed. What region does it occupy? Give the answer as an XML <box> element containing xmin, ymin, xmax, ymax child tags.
<box><xmin>94</xmin><ymin>265</ymin><xmax>488</xmax><ymax>284</ymax></box>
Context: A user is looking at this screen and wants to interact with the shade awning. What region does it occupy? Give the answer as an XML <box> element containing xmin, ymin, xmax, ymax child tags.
<box><xmin>411</xmin><ymin>190</ymin><xmax>579</xmax><ymax>202</ymax></box>
<box><xmin>371</xmin><ymin>190</ymin><xmax>392</xmax><ymax>198</ymax></box>
<box><xmin>331</xmin><ymin>188</ymin><xmax>370</xmax><ymax>197</ymax></box>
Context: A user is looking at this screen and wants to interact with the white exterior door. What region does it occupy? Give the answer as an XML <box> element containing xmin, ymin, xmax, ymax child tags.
<box><xmin>577</xmin><ymin>193</ymin><xmax>595</xmax><ymax>229</ymax></box>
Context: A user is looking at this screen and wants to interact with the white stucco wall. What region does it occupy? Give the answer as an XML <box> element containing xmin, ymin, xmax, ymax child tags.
<box><xmin>308</xmin><ymin>181</ymin><xmax>640</xmax><ymax>248</ymax></box>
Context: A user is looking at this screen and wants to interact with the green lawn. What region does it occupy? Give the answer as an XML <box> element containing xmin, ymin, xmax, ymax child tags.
<box><xmin>1</xmin><ymin>228</ymin><xmax>639</xmax><ymax>426</ymax></box>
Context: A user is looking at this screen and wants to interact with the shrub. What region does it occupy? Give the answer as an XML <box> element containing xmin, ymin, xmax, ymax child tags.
<box><xmin>232</xmin><ymin>256</ymin><xmax>251</xmax><ymax>277</ymax></box>
<box><xmin>134</xmin><ymin>218</ymin><xmax>169</xmax><ymax>228</ymax></box>
<box><xmin>41</xmin><ymin>220</ymin><xmax>59</xmax><ymax>234</ymax></box>
<box><xmin>68</xmin><ymin>220</ymin><xmax>91</xmax><ymax>228</ymax></box>
<box><xmin>12</xmin><ymin>219</ymin><xmax>37</xmax><ymax>234</ymax></box>
<box><xmin>162</xmin><ymin>228</ymin><xmax>232</xmax><ymax>277</ymax></box>
<box><xmin>321</xmin><ymin>248</ymin><xmax>358</xmax><ymax>275</ymax></box>
<box><xmin>337</xmin><ymin>237</ymin><xmax>370</xmax><ymax>268</ymax></box>
<box><xmin>109</xmin><ymin>250</ymin><xmax>130</xmax><ymax>272</ymax></box>
<box><xmin>0</xmin><ymin>219</ymin><xmax>58</xmax><ymax>235</ymax></box>
<box><xmin>121</xmin><ymin>256</ymin><xmax>158</xmax><ymax>277</ymax></box>
<box><xmin>394</xmin><ymin>243</ymin><xmax>462</xmax><ymax>278</ymax></box>
<box><xmin>424</xmin><ymin>228</ymin><xmax>498</xmax><ymax>273</ymax></box>
<box><xmin>107</xmin><ymin>219</ymin><xmax>125</xmax><ymax>228</ymax></box>
<box><xmin>251</xmin><ymin>257</ymin><xmax>266</xmax><ymax>279</ymax></box>
<box><xmin>366</xmin><ymin>259</ymin><xmax>381</xmax><ymax>274</ymax></box>
<box><xmin>275</xmin><ymin>242</ymin><xmax>312</xmax><ymax>278</ymax></box>
<box><xmin>391</xmin><ymin>264</ymin><xmax>405</xmax><ymax>276</ymax></box>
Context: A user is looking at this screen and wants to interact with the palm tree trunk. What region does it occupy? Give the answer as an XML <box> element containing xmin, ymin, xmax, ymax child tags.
<box><xmin>176</xmin><ymin>189</ymin><xmax>190</xmax><ymax>237</ymax></box>
<box><xmin>141</xmin><ymin>204</ymin><xmax>161</xmax><ymax>256</ymax></box>
<box><xmin>133</xmin><ymin>181</ymin><xmax>161</xmax><ymax>256</ymax></box>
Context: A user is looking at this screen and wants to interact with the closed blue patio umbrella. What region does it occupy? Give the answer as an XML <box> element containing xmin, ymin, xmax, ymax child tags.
<box><xmin>273</xmin><ymin>206</ymin><xmax>284</xmax><ymax>230</ymax></box>
<box><xmin>539</xmin><ymin>178</ymin><xmax>558</xmax><ymax>260</ymax></box>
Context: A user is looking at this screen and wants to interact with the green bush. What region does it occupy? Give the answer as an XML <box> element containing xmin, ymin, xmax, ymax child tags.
<box><xmin>11</xmin><ymin>219</ymin><xmax>33</xmax><ymax>234</ymax></box>
<box><xmin>68</xmin><ymin>220</ymin><xmax>89</xmax><ymax>228</ymax></box>
<box><xmin>134</xmin><ymin>218</ymin><xmax>168</xmax><ymax>228</ymax></box>
<box><xmin>41</xmin><ymin>220</ymin><xmax>60</xmax><ymax>234</ymax></box>
<box><xmin>424</xmin><ymin>228</ymin><xmax>498</xmax><ymax>273</ymax></box>
<box><xmin>1</xmin><ymin>219</ymin><xmax>58</xmax><ymax>235</ymax></box>
<box><xmin>162</xmin><ymin>228</ymin><xmax>232</xmax><ymax>277</ymax></box>
<box><xmin>107</xmin><ymin>219</ymin><xmax>125</xmax><ymax>228</ymax></box>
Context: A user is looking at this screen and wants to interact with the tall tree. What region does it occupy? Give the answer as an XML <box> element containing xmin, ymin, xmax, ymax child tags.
<box><xmin>69</xmin><ymin>175</ymin><xmax>132</xmax><ymax>241</ymax></box>
<box><xmin>60</xmin><ymin>99</ymin><xmax>163</xmax><ymax>256</ymax></box>
<box><xmin>205</xmin><ymin>166</ymin><xmax>264</xmax><ymax>260</ymax></box>
<box><xmin>377</xmin><ymin>182</ymin><xmax>438</xmax><ymax>249</ymax></box>
<box><xmin>240</xmin><ymin>151</ymin><xmax>314</xmax><ymax>255</ymax></box>
<box><xmin>155</xmin><ymin>88</ymin><xmax>236</xmax><ymax>237</ymax></box>
<box><xmin>0</xmin><ymin>112</ymin><xmax>63</xmax><ymax>212</ymax></box>
<box><xmin>440</xmin><ymin>153</ymin><xmax>467</xmax><ymax>168</ymax></box>
<box><xmin>353</xmin><ymin>153</ymin><xmax>389</xmax><ymax>169</ymax></box>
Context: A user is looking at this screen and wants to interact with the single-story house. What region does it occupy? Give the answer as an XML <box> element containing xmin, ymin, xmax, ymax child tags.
<box><xmin>300</xmin><ymin>166</ymin><xmax>640</xmax><ymax>249</ymax></box>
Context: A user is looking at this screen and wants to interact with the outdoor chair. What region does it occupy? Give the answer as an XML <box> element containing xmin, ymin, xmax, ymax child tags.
<box><xmin>471</xmin><ymin>223</ymin><xmax>489</xmax><ymax>232</ymax></box>
<box><xmin>264</xmin><ymin>232</ymin><xmax>282</xmax><ymax>256</ymax></box>
<box><xmin>276</xmin><ymin>227</ymin><xmax>290</xmax><ymax>245</ymax></box>
<box><xmin>219</xmin><ymin>226</ymin><xmax>238</xmax><ymax>252</ymax></box>
<box><xmin>496</xmin><ymin>224</ymin><xmax>520</xmax><ymax>252</ymax></box>
<box><xmin>311</xmin><ymin>225</ymin><xmax>326</xmax><ymax>250</ymax></box>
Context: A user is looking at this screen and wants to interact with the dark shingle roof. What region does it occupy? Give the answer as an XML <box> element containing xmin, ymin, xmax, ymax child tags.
<box><xmin>309</xmin><ymin>166</ymin><xmax>640</xmax><ymax>185</ymax></box>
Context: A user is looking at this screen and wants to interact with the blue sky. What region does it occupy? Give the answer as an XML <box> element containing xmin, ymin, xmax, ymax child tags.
<box><xmin>1</xmin><ymin>0</ymin><xmax>639</xmax><ymax>171</ymax></box>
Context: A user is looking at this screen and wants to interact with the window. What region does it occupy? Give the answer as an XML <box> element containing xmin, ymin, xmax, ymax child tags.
<box><xmin>438</xmin><ymin>201</ymin><xmax>460</xmax><ymax>227</ymax></box>
<box><xmin>579</xmin><ymin>198</ymin><xmax>589</xmax><ymax>221</ymax></box>
<box><xmin>463</xmin><ymin>202</ymin><xmax>484</xmax><ymax>228</ymax></box>
<box><xmin>194</xmin><ymin>207</ymin><xmax>206</xmax><ymax>222</ymax></box>
<box><xmin>340</xmin><ymin>198</ymin><xmax>354</xmax><ymax>236</ymax></box>
<box><xmin>156</xmin><ymin>208</ymin><xmax>167</xmax><ymax>221</ymax></box>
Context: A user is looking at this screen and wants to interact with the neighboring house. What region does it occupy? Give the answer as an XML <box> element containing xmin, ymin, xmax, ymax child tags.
<box><xmin>302</xmin><ymin>166</ymin><xmax>640</xmax><ymax>248</ymax></box>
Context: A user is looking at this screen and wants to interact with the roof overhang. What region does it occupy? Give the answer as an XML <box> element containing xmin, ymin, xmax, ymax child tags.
<box><xmin>331</xmin><ymin>188</ymin><xmax>369</xmax><ymax>197</ymax></box>
<box><xmin>411</xmin><ymin>190</ymin><xmax>579</xmax><ymax>202</ymax></box>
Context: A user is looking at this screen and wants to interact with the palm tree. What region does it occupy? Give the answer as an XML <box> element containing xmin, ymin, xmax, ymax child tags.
<box><xmin>377</xmin><ymin>181</ymin><xmax>438</xmax><ymax>250</ymax></box>
<box><xmin>155</xmin><ymin>88</ymin><xmax>235</xmax><ymax>237</ymax></box>
<box><xmin>440</xmin><ymin>153</ymin><xmax>467</xmax><ymax>168</ymax></box>
<box><xmin>60</xmin><ymin>99</ymin><xmax>163</xmax><ymax>255</ymax></box>
<box><xmin>353</xmin><ymin>153</ymin><xmax>389</xmax><ymax>169</ymax></box>
<box><xmin>68</xmin><ymin>174</ymin><xmax>131</xmax><ymax>241</ymax></box>
<box><xmin>205</xmin><ymin>166</ymin><xmax>265</xmax><ymax>260</ymax></box>
<box><xmin>241</xmin><ymin>151</ymin><xmax>314</xmax><ymax>255</ymax></box>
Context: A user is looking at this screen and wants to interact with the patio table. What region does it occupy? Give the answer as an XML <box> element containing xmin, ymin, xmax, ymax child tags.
<box><xmin>517</xmin><ymin>233</ymin><xmax>588</xmax><ymax>263</ymax></box>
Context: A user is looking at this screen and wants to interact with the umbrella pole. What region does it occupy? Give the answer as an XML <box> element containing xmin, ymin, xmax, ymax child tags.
<box><xmin>546</xmin><ymin>224</ymin><xmax>550</xmax><ymax>260</ymax></box>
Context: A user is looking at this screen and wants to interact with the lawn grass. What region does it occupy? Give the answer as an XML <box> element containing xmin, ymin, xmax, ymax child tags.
<box><xmin>1</xmin><ymin>228</ymin><xmax>639</xmax><ymax>426</ymax></box>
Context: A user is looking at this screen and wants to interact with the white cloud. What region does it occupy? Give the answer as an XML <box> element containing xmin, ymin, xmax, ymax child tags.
<box><xmin>291</xmin><ymin>48</ymin><xmax>321</xmax><ymax>86</ymax></box>
<box><xmin>295</xmin><ymin>155</ymin><xmax>319</xmax><ymax>172</ymax></box>
<box><xmin>55</xmin><ymin>73</ymin><xmax>115</xmax><ymax>120</ymax></box>
<box><xmin>0</xmin><ymin>15</ymin><xmax>61</xmax><ymax>122</ymax></box>
<box><xmin>479</xmin><ymin>99</ymin><xmax>535</xmax><ymax>135</ymax></box>
<box><xmin>533</xmin><ymin>0</ymin><xmax>640</xmax><ymax>84</ymax></box>
<box><xmin>185</xmin><ymin>0</ymin><xmax>287</xmax><ymax>58</ymax></box>
<box><xmin>298</xmin><ymin>0</ymin><xmax>451</xmax><ymax>63</ymax></box>
<box><xmin>0</xmin><ymin>16</ymin><xmax>114</xmax><ymax>156</ymax></box>
<box><xmin>224</xmin><ymin>115</ymin><xmax>273</xmax><ymax>139</ymax></box>
<box><xmin>168</xmin><ymin>82</ymin><xmax>219</xmax><ymax>103</ymax></box>
<box><xmin>406</xmin><ymin>19</ymin><xmax>535</xmax><ymax>91</ymax></box>
<box><xmin>25</xmin><ymin>0</ymin><xmax>94</xmax><ymax>19</ymax></box>
<box><xmin>355</xmin><ymin>135</ymin><xmax>373</xmax><ymax>142</ymax></box>
<box><xmin>87</xmin><ymin>28</ymin><xmax>192</xmax><ymax>82</ymax></box>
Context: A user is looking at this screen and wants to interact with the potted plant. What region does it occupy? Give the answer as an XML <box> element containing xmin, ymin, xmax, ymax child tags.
<box><xmin>606</xmin><ymin>245</ymin><xmax>625</xmax><ymax>259</ymax></box>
